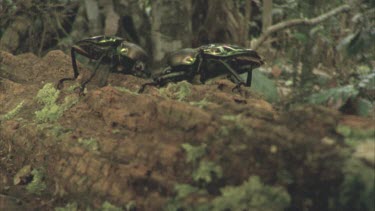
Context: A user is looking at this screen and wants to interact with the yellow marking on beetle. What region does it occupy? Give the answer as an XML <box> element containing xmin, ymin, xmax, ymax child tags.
<box><xmin>120</xmin><ymin>48</ymin><xmax>128</xmax><ymax>54</ymax></box>
<box><xmin>184</xmin><ymin>56</ymin><xmax>196</xmax><ymax>64</ymax></box>
<box><xmin>99</xmin><ymin>38</ymin><xmax>116</xmax><ymax>43</ymax></box>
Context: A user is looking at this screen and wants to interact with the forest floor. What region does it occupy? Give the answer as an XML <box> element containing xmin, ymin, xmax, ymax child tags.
<box><xmin>0</xmin><ymin>50</ymin><xmax>374</xmax><ymax>210</ymax></box>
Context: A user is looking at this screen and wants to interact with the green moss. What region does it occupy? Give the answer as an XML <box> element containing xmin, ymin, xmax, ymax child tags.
<box><xmin>111</xmin><ymin>129</ymin><xmax>121</xmax><ymax>134</ymax></box>
<box><xmin>66</xmin><ymin>83</ymin><xmax>81</xmax><ymax>93</ymax></box>
<box><xmin>36</xmin><ymin>83</ymin><xmax>60</xmax><ymax>105</ymax></box>
<box><xmin>174</xmin><ymin>184</ymin><xmax>201</xmax><ymax>199</ymax></box>
<box><xmin>101</xmin><ymin>201</ymin><xmax>123</xmax><ymax>211</ymax></box>
<box><xmin>35</xmin><ymin>83</ymin><xmax>79</xmax><ymax>123</ymax></box>
<box><xmin>193</xmin><ymin>160</ymin><xmax>222</xmax><ymax>184</ymax></box>
<box><xmin>189</xmin><ymin>98</ymin><xmax>211</xmax><ymax>109</ymax></box>
<box><xmin>26</xmin><ymin>169</ymin><xmax>46</xmax><ymax>195</ymax></box>
<box><xmin>36</xmin><ymin>123</ymin><xmax>71</xmax><ymax>140</ymax></box>
<box><xmin>55</xmin><ymin>202</ymin><xmax>78</xmax><ymax>211</ymax></box>
<box><xmin>159</xmin><ymin>81</ymin><xmax>191</xmax><ymax>101</ymax></box>
<box><xmin>114</xmin><ymin>86</ymin><xmax>139</xmax><ymax>95</ymax></box>
<box><xmin>1</xmin><ymin>100</ymin><xmax>24</xmax><ymax>121</ymax></box>
<box><xmin>181</xmin><ymin>143</ymin><xmax>206</xmax><ymax>164</ymax></box>
<box><xmin>221</xmin><ymin>114</ymin><xmax>253</xmax><ymax>137</ymax></box>
<box><xmin>219</xmin><ymin>126</ymin><xmax>230</xmax><ymax>136</ymax></box>
<box><xmin>211</xmin><ymin>176</ymin><xmax>291</xmax><ymax>211</ymax></box>
<box><xmin>35</xmin><ymin>83</ymin><xmax>60</xmax><ymax>105</ymax></box>
<box><xmin>78</xmin><ymin>137</ymin><xmax>99</xmax><ymax>151</ymax></box>
<box><xmin>35</xmin><ymin>103</ymin><xmax>63</xmax><ymax>122</ymax></box>
<box><xmin>62</xmin><ymin>95</ymin><xmax>79</xmax><ymax>110</ymax></box>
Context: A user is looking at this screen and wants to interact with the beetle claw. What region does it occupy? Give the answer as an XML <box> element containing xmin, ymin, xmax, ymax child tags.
<box><xmin>232</xmin><ymin>82</ymin><xmax>246</xmax><ymax>94</ymax></box>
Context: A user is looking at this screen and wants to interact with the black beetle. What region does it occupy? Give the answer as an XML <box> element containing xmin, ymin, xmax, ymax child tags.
<box><xmin>57</xmin><ymin>35</ymin><xmax>149</xmax><ymax>92</ymax></box>
<box><xmin>139</xmin><ymin>43</ymin><xmax>264</xmax><ymax>93</ymax></box>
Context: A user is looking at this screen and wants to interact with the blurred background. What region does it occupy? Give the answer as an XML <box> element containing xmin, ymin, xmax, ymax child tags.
<box><xmin>0</xmin><ymin>0</ymin><xmax>374</xmax><ymax>114</ymax></box>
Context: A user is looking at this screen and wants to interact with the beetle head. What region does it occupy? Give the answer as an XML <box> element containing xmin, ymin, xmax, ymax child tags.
<box><xmin>167</xmin><ymin>48</ymin><xmax>199</xmax><ymax>67</ymax></box>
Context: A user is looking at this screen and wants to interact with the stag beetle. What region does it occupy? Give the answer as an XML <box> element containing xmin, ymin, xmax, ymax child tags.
<box><xmin>57</xmin><ymin>35</ymin><xmax>149</xmax><ymax>92</ymax></box>
<box><xmin>139</xmin><ymin>44</ymin><xmax>263</xmax><ymax>93</ymax></box>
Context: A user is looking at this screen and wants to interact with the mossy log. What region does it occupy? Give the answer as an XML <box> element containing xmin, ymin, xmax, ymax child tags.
<box><xmin>0</xmin><ymin>50</ymin><xmax>371</xmax><ymax>210</ymax></box>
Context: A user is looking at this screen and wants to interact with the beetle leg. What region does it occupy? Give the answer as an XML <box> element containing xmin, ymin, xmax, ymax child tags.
<box><xmin>71</xmin><ymin>46</ymin><xmax>80</xmax><ymax>79</ymax></box>
<box><xmin>213</xmin><ymin>59</ymin><xmax>246</xmax><ymax>86</ymax></box>
<box><xmin>138</xmin><ymin>82</ymin><xmax>158</xmax><ymax>93</ymax></box>
<box><xmin>80</xmin><ymin>53</ymin><xmax>106</xmax><ymax>93</ymax></box>
<box><xmin>56</xmin><ymin>47</ymin><xmax>80</xmax><ymax>89</ymax></box>
<box><xmin>246</xmin><ymin>69</ymin><xmax>253</xmax><ymax>87</ymax></box>
<box><xmin>98</xmin><ymin>56</ymin><xmax>115</xmax><ymax>87</ymax></box>
<box><xmin>139</xmin><ymin>71</ymin><xmax>191</xmax><ymax>93</ymax></box>
<box><xmin>196</xmin><ymin>50</ymin><xmax>209</xmax><ymax>84</ymax></box>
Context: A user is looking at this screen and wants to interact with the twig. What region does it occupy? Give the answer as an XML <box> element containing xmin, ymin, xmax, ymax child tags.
<box><xmin>252</xmin><ymin>4</ymin><xmax>351</xmax><ymax>50</ymax></box>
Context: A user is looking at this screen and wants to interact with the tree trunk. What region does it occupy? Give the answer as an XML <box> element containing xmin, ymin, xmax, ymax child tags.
<box><xmin>193</xmin><ymin>0</ymin><xmax>247</xmax><ymax>46</ymax></box>
<box><xmin>262</xmin><ymin>0</ymin><xmax>272</xmax><ymax>33</ymax></box>
<box><xmin>151</xmin><ymin>0</ymin><xmax>192</xmax><ymax>67</ymax></box>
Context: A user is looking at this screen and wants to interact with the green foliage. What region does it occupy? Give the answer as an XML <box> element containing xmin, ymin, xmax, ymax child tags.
<box><xmin>55</xmin><ymin>202</ymin><xmax>78</xmax><ymax>211</ymax></box>
<box><xmin>35</xmin><ymin>83</ymin><xmax>78</xmax><ymax>122</ymax></box>
<box><xmin>166</xmin><ymin>176</ymin><xmax>291</xmax><ymax>211</ymax></box>
<box><xmin>0</xmin><ymin>100</ymin><xmax>24</xmax><ymax>121</ymax></box>
<box><xmin>193</xmin><ymin>161</ymin><xmax>223</xmax><ymax>184</ymax></box>
<box><xmin>338</xmin><ymin>158</ymin><xmax>375</xmax><ymax>211</ymax></box>
<box><xmin>340</xmin><ymin>21</ymin><xmax>375</xmax><ymax>58</ymax></box>
<box><xmin>336</xmin><ymin>124</ymin><xmax>374</xmax><ymax>143</ymax></box>
<box><xmin>250</xmin><ymin>70</ymin><xmax>279</xmax><ymax>103</ymax></box>
<box><xmin>307</xmin><ymin>85</ymin><xmax>359</xmax><ymax>105</ymax></box>
<box><xmin>181</xmin><ymin>143</ymin><xmax>206</xmax><ymax>164</ymax></box>
<box><xmin>159</xmin><ymin>81</ymin><xmax>191</xmax><ymax>101</ymax></box>
<box><xmin>358</xmin><ymin>72</ymin><xmax>375</xmax><ymax>91</ymax></box>
<box><xmin>356</xmin><ymin>98</ymin><xmax>373</xmax><ymax>117</ymax></box>
<box><xmin>293</xmin><ymin>32</ymin><xmax>308</xmax><ymax>43</ymax></box>
<box><xmin>306</xmin><ymin>70</ymin><xmax>374</xmax><ymax>116</ymax></box>
<box><xmin>101</xmin><ymin>201</ymin><xmax>123</xmax><ymax>211</ymax></box>
<box><xmin>26</xmin><ymin>169</ymin><xmax>47</xmax><ymax>195</ymax></box>
<box><xmin>211</xmin><ymin>176</ymin><xmax>291</xmax><ymax>211</ymax></box>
